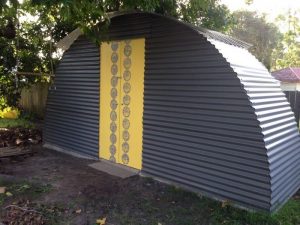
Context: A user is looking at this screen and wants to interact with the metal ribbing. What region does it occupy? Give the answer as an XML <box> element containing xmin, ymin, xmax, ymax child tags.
<box><xmin>44</xmin><ymin>37</ymin><xmax>100</xmax><ymax>158</ymax></box>
<box><xmin>135</xmin><ymin>15</ymin><xmax>270</xmax><ymax>211</ymax></box>
<box><xmin>211</xmin><ymin>39</ymin><xmax>300</xmax><ymax>212</ymax></box>
<box><xmin>103</xmin><ymin>13</ymin><xmax>273</xmax><ymax>211</ymax></box>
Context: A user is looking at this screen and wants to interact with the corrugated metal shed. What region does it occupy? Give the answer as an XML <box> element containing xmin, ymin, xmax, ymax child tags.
<box><xmin>212</xmin><ymin>40</ymin><xmax>300</xmax><ymax>211</ymax></box>
<box><xmin>44</xmin><ymin>37</ymin><xmax>100</xmax><ymax>158</ymax></box>
<box><xmin>44</xmin><ymin>12</ymin><xmax>300</xmax><ymax>212</ymax></box>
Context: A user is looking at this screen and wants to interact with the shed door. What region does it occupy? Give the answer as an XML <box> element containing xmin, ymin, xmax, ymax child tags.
<box><xmin>99</xmin><ymin>38</ymin><xmax>145</xmax><ymax>170</ymax></box>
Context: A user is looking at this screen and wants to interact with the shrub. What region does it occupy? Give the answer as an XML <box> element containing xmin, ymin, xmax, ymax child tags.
<box><xmin>0</xmin><ymin>107</ymin><xmax>20</xmax><ymax>119</ymax></box>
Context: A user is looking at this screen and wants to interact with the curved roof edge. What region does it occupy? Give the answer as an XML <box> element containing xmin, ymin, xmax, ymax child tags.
<box><xmin>56</xmin><ymin>11</ymin><xmax>252</xmax><ymax>51</ymax></box>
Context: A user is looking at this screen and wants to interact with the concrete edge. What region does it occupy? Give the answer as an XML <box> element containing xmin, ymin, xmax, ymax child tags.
<box><xmin>43</xmin><ymin>142</ymin><xmax>98</xmax><ymax>160</ymax></box>
<box><xmin>97</xmin><ymin>157</ymin><xmax>141</xmax><ymax>175</ymax></box>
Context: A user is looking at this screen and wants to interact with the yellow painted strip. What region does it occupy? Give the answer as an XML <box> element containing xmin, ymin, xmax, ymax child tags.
<box><xmin>120</xmin><ymin>39</ymin><xmax>145</xmax><ymax>169</ymax></box>
<box><xmin>99</xmin><ymin>41</ymin><xmax>120</xmax><ymax>162</ymax></box>
<box><xmin>99</xmin><ymin>38</ymin><xmax>145</xmax><ymax>170</ymax></box>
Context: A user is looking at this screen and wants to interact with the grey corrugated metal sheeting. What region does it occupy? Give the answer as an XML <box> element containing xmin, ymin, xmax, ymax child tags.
<box><xmin>44</xmin><ymin>37</ymin><xmax>100</xmax><ymax>158</ymax></box>
<box><xmin>211</xmin><ymin>39</ymin><xmax>300</xmax><ymax>212</ymax></box>
<box><xmin>44</xmin><ymin>12</ymin><xmax>300</xmax><ymax>212</ymax></box>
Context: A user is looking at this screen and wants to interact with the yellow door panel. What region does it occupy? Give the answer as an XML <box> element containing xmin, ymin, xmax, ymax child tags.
<box><xmin>119</xmin><ymin>39</ymin><xmax>145</xmax><ymax>169</ymax></box>
<box><xmin>99</xmin><ymin>38</ymin><xmax>145</xmax><ymax>170</ymax></box>
<box><xmin>99</xmin><ymin>41</ymin><xmax>121</xmax><ymax>163</ymax></box>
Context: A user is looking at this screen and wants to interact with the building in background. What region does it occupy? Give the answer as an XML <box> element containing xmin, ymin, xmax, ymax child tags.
<box><xmin>272</xmin><ymin>67</ymin><xmax>300</xmax><ymax>91</ymax></box>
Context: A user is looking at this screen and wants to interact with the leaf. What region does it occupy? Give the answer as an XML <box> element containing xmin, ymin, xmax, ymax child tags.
<box><xmin>15</xmin><ymin>138</ymin><xmax>23</xmax><ymax>145</ymax></box>
<box><xmin>0</xmin><ymin>187</ymin><xmax>6</xmax><ymax>194</ymax></box>
<box><xmin>221</xmin><ymin>200</ymin><xmax>229</xmax><ymax>208</ymax></box>
<box><xmin>75</xmin><ymin>209</ymin><xmax>82</xmax><ymax>214</ymax></box>
<box><xmin>96</xmin><ymin>217</ymin><xmax>106</xmax><ymax>225</ymax></box>
<box><xmin>5</xmin><ymin>191</ymin><xmax>13</xmax><ymax>196</ymax></box>
<box><xmin>17</xmin><ymin>184</ymin><xmax>31</xmax><ymax>192</ymax></box>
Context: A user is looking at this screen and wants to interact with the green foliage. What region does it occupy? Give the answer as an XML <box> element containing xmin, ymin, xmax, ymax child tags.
<box><xmin>228</xmin><ymin>10</ymin><xmax>283</xmax><ymax>70</ymax></box>
<box><xmin>0</xmin><ymin>106</ymin><xmax>20</xmax><ymax>119</ymax></box>
<box><xmin>272</xmin><ymin>12</ymin><xmax>300</xmax><ymax>69</ymax></box>
<box><xmin>0</xmin><ymin>3</ymin><xmax>18</xmax><ymax>107</ymax></box>
<box><xmin>29</xmin><ymin>0</ymin><xmax>233</xmax><ymax>42</ymax></box>
<box><xmin>1</xmin><ymin>0</ymin><xmax>233</xmax><ymax>107</ymax></box>
<box><xmin>0</xmin><ymin>67</ymin><xmax>19</xmax><ymax>108</ymax></box>
<box><xmin>0</xmin><ymin>0</ymin><xmax>75</xmax><ymax>108</ymax></box>
<box><xmin>0</xmin><ymin>96</ymin><xmax>7</xmax><ymax>109</ymax></box>
<box><xmin>200</xmin><ymin>2</ymin><xmax>233</xmax><ymax>32</ymax></box>
<box><xmin>0</xmin><ymin>179</ymin><xmax>52</xmax><ymax>206</ymax></box>
<box><xmin>210</xmin><ymin>198</ymin><xmax>300</xmax><ymax>225</ymax></box>
<box><xmin>273</xmin><ymin>199</ymin><xmax>300</xmax><ymax>225</ymax></box>
<box><xmin>226</xmin><ymin>9</ymin><xmax>300</xmax><ymax>71</ymax></box>
<box><xmin>0</xmin><ymin>118</ymin><xmax>34</xmax><ymax>128</ymax></box>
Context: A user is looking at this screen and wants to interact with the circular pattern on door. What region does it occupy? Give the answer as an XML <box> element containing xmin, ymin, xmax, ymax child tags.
<box><xmin>123</xmin><ymin>82</ymin><xmax>131</xmax><ymax>93</ymax></box>
<box><xmin>123</xmin><ymin>71</ymin><xmax>131</xmax><ymax>81</ymax></box>
<box><xmin>122</xmin><ymin>153</ymin><xmax>129</xmax><ymax>164</ymax></box>
<box><xmin>110</xmin><ymin>111</ymin><xmax>117</xmax><ymax>121</ymax></box>
<box><xmin>109</xmin><ymin>41</ymin><xmax>120</xmax><ymax>162</ymax></box>
<box><xmin>111</xmin><ymin>77</ymin><xmax>118</xmax><ymax>87</ymax></box>
<box><xmin>123</xmin><ymin>130</ymin><xmax>130</xmax><ymax>141</ymax></box>
<box><xmin>119</xmin><ymin>41</ymin><xmax>133</xmax><ymax>165</ymax></box>
<box><xmin>122</xmin><ymin>118</ymin><xmax>130</xmax><ymax>129</ymax></box>
<box><xmin>123</xmin><ymin>106</ymin><xmax>130</xmax><ymax>117</ymax></box>
<box><xmin>110</xmin><ymin>99</ymin><xmax>117</xmax><ymax>110</ymax></box>
<box><xmin>111</xmin><ymin>52</ymin><xmax>118</xmax><ymax>63</ymax></box>
<box><xmin>124</xmin><ymin>45</ymin><xmax>132</xmax><ymax>57</ymax></box>
<box><xmin>110</xmin><ymin>133</ymin><xmax>117</xmax><ymax>144</ymax></box>
<box><xmin>122</xmin><ymin>142</ymin><xmax>129</xmax><ymax>153</ymax></box>
<box><xmin>123</xmin><ymin>58</ymin><xmax>131</xmax><ymax>69</ymax></box>
<box><xmin>111</xmin><ymin>42</ymin><xmax>118</xmax><ymax>51</ymax></box>
<box><xmin>110</xmin><ymin>122</ymin><xmax>117</xmax><ymax>133</ymax></box>
<box><xmin>111</xmin><ymin>64</ymin><xmax>118</xmax><ymax>75</ymax></box>
<box><xmin>109</xmin><ymin>144</ymin><xmax>116</xmax><ymax>154</ymax></box>
<box><xmin>111</xmin><ymin>88</ymin><xmax>117</xmax><ymax>99</ymax></box>
<box><xmin>123</xmin><ymin>95</ymin><xmax>130</xmax><ymax>105</ymax></box>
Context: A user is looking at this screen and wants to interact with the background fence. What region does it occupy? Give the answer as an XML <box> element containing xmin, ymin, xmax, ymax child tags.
<box><xmin>284</xmin><ymin>91</ymin><xmax>300</xmax><ymax>128</ymax></box>
<box><xmin>20</xmin><ymin>83</ymin><xmax>49</xmax><ymax>118</ymax></box>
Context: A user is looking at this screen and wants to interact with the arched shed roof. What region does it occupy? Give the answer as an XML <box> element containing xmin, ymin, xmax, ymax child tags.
<box><xmin>57</xmin><ymin>11</ymin><xmax>251</xmax><ymax>51</ymax></box>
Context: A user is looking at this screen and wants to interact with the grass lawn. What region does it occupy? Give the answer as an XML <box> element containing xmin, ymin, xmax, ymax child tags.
<box><xmin>0</xmin><ymin>180</ymin><xmax>52</xmax><ymax>206</ymax></box>
<box><xmin>208</xmin><ymin>196</ymin><xmax>300</xmax><ymax>225</ymax></box>
<box><xmin>0</xmin><ymin>179</ymin><xmax>61</xmax><ymax>224</ymax></box>
<box><xmin>0</xmin><ymin>118</ymin><xmax>35</xmax><ymax>128</ymax></box>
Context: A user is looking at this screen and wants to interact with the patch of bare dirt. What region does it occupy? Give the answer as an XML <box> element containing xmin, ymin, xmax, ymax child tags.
<box><xmin>0</xmin><ymin>149</ymin><xmax>174</xmax><ymax>225</ymax></box>
<box><xmin>0</xmin><ymin>146</ymin><xmax>215</xmax><ymax>225</ymax></box>
<box><xmin>1</xmin><ymin>147</ymin><xmax>299</xmax><ymax>225</ymax></box>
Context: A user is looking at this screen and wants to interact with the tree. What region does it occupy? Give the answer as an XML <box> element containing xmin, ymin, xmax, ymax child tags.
<box><xmin>228</xmin><ymin>10</ymin><xmax>282</xmax><ymax>70</ymax></box>
<box><xmin>193</xmin><ymin>2</ymin><xmax>233</xmax><ymax>32</ymax></box>
<box><xmin>29</xmin><ymin>0</ymin><xmax>233</xmax><ymax>41</ymax></box>
<box><xmin>272</xmin><ymin>11</ymin><xmax>300</xmax><ymax>69</ymax></box>
<box><xmin>0</xmin><ymin>0</ymin><xmax>19</xmax><ymax>107</ymax></box>
<box><xmin>1</xmin><ymin>0</ymin><xmax>233</xmax><ymax>108</ymax></box>
<box><xmin>0</xmin><ymin>0</ymin><xmax>76</xmax><ymax>108</ymax></box>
